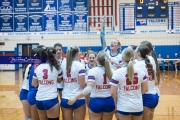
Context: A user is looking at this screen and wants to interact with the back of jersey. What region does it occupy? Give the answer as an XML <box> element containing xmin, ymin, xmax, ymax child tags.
<box><xmin>61</xmin><ymin>61</ymin><xmax>86</xmax><ymax>99</ymax></box>
<box><xmin>34</xmin><ymin>63</ymin><xmax>61</xmax><ymax>100</ymax></box>
<box><xmin>88</xmin><ymin>66</ymin><xmax>111</xmax><ymax>98</ymax></box>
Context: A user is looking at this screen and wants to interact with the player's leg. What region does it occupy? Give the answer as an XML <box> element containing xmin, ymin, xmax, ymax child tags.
<box><xmin>89</xmin><ymin>109</ymin><xmax>102</xmax><ymax>120</ymax></box>
<box><xmin>45</xmin><ymin>97</ymin><xmax>60</xmax><ymax>119</ymax></box>
<box><xmin>60</xmin><ymin>98</ymin><xmax>73</xmax><ymax>120</ymax></box>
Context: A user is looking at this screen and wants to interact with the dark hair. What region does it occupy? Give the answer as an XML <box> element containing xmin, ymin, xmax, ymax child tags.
<box><xmin>40</xmin><ymin>47</ymin><xmax>60</xmax><ymax>71</ymax></box>
<box><xmin>130</xmin><ymin>45</ymin><xmax>137</xmax><ymax>51</ymax></box>
<box><xmin>138</xmin><ymin>45</ymin><xmax>155</xmax><ymax>80</ymax></box>
<box><xmin>54</xmin><ymin>43</ymin><xmax>62</xmax><ymax>48</ymax></box>
<box><xmin>37</xmin><ymin>45</ymin><xmax>45</xmax><ymax>48</ymax></box>
<box><xmin>66</xmin><ymin>46</ymin><xmax>79</xmax><ymax>73</ymax></box>
<box><xmin>141</xmin><ymin>41</ymin><xmax>160</xmax><ymax>84</ymax></box>
<box><xmin>23</xmin><ymin>48</ymin><xmax>42</xmax><ymax>79</ymax></box>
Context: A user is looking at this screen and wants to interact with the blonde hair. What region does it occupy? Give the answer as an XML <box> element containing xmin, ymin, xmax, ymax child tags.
<box><xmin>122</xmin><ymin>47</ymin><xmax>134</xmax><ymax>84</ymax></box>
<box><xmin>66</xmin><ymin>46</ymin><xmax>79</xmax><ymax>73</ymax></box>
<box><xmin>97</xmin><ymin>50</ymin><xmax>112</xmax><ymax>79</ymax></box>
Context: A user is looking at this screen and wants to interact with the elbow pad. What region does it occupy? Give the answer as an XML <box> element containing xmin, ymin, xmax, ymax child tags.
<box><xmin>81</xmin><ymin>85</ymin><xmax>93</xmax><ymax>96</ymax></box>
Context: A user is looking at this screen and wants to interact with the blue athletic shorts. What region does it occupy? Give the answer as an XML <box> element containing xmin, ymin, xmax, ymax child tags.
<box><xmin>36</xmin><ymin>97</ymin><xmax>59</xmax><ymax>110</ymax></box>
<box><xmin>19</xmin><ymin>89</ymin><xmax>28</xmax><ymax>100</ymax></box>
<box><xmin>27</xmin><ymin>90</ymin><xmax>37</xmax><ymax>105</ymax></box>
<box><xmin>60</xmin><ymin>98</ymin><xmax>85</xmax><ymax>109</ymax></box>
<box><xmin>143</xmin><ymin>93</ymin><xmax>159</xmax><ymax>108</ymax></box>
<box><xmin>88</xmin><ymin>96</ymin><xmax>115</xmax><ymax>113</ymax></box>
<box><xmin>117</xmin><ymin>111</ymin><xmax>143</xmax><ymax>116</ymax></box>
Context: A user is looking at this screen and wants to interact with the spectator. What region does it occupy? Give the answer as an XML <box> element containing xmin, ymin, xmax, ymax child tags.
<box><xmin>157</xmin><ymin>54</ymin><xmax>165</xmax><ymax>71</ymax></box>
<box><xmin>164</xmin><ymin>55</ymin><xmax>172</xmax><ymax>70</ymax></box>
<box><xmin>173</xmin><ymin>53</ymin><xmax>179</xmax><ymax>71</ymax></box>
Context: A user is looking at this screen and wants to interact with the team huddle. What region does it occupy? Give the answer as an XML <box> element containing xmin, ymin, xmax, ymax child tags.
<box><xmin>19</xmin><ymin>40</ymin><xmax>160</xmax><ymax>120</ymax></box>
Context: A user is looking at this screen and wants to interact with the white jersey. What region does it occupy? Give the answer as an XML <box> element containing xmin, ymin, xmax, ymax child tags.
<box><xmin>88</xmin><ymin>66</ymin><xmax>111</xmax><ymax>98</ymax></box>
<box><xmin>110</xmin><ymin>66</ymin><xmax>147</xmax><ymax>112</ymax></box>
<box><xmin>134</xmin><ymin>58</ymin><xmax>157</xmax><ymax>95</ymax></box>
<box><xmin>85</xmin><ymin>64</ymin><xmax>93</xmax><ymax>75</ymax></box>
<box><xmin>57</xmin><ymin>58</ymin><xmax>66</xmax><ymax>89</ymax></box>
<box><xmin>33</xmin><ymin>63</ymin><xmax>62</xmax><ymax>100</ymax></box>
<box><xmin>104</xmin><ymin>47</ymin><xmax>122</xmax><ymax>71</ymax></box>
<box><xmin>61</xmin><ymin>61</ymin><xmax>86</xmax><ymax>99</ymax></box>
<box><xmin>21</xmin><ymin>64</ymin><xmax>31</xmax><ymax>90</ymax></box>
<box><xmin>147</xmin><ymin>56</ymin><xmax>158</xmax><ymax>95</ymax></box>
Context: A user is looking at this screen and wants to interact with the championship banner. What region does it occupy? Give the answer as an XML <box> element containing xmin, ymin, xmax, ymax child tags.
<box><xmin>0</xmin><ymin>14</ymin><xmax>13</xmax><ymax>32</ymax></box>
<box><xmin>14</xmin><ymin>14</ymin><xmax>28</xmax><ymax>32</ymax></box>
<box><xmin>73</xmin><ymin>0</ymin><xmax>88</xmax><ymax>11</ymax></box>
<box><xmin>58</xmin><ymin>0</ymin><xmax>72</xmax><ymax>12</ymax></box>
<box><xmin>44</xmin><ymin>13</ymin><xmax>57</xmax><ymax>31</ymax></box>
<box><xmin>58</xmin><ymin>12</ymin><xmax>73</xmax><ymax>31</ymax></box>
<box><xmin>43</xmin><ymin>0</ymin><xmax>57</xmax><ymax>12</ymax></box>
<box><xmin>73</xmin><ymin>12</ymin><xmax>87</xmax><ymax>31</ymax></box>
<box><xmin>28</xmin><ymin>0</ymin><xmax>43</xmax><ymax>12</ymax></box>
<box><xmin>29</xmin><ymin>14</ymin><xmax>43</xmax><ymax>32</ymax></box>
<box><xmin>0</xmin><ymin>0</ymin><xmax>13</xmax><ymax>13</ymax></box>
<box><xmin>14</xmin><ymin>0</ymin><xmax>27</xmax><ymax>12</ymax></box>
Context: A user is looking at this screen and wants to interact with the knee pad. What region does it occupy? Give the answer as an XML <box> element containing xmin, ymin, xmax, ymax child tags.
<box><xmin>48</xmin><ymin>117</ymin><xmax>59</xmax><ymax>120</ymax></box>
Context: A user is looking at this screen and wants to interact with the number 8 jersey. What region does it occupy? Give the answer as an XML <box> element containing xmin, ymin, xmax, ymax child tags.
<box><xmin>88</xmin><ymin>66</ymin><xmax>111</xmax><ymax>98</ymax></box>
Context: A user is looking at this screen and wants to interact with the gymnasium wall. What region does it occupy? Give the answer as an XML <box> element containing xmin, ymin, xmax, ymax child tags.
<box><xmin>0</xmin><ymin>0</ymin><xmax>179</xmax><ymax>53</ymax></box>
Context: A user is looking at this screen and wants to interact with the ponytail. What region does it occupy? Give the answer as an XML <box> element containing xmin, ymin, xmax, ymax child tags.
<box><xmin>47</xmin><ymin>47</ymin><xmax>60</xmax><ymax>71</ymax></box>
<box><xmin>127</xmin><ymin>61</ymin><xmax>134</xmax><ymax>84</ymax></box>
<box><xmin>151</xmin><ymin>50</ymin><xmax>160</xmax><ymax>84</ymax></box>
<box><xmin>66</xmin><ymin>46</ymin><xmax>79</xmax><ymax>73</ymax></box>
<box><xmin>104</xmin><ymin>58</ymin><xmax>112</xmax><ymax>79</ymax></box>
<box><xmin>145</xmin><ymin>55</ymin><xmax>155</xmax><ymax>80</ymax></box>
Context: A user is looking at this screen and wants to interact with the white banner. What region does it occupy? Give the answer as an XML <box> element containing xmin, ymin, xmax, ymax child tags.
<box><xmin>147</xmin><ymin>18</ymin><xmax>168</xmax><ymax>26</ymax></box>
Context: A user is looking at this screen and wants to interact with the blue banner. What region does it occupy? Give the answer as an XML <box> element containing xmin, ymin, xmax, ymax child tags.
<box><xmin>73</xmin><ymin>12</ymin><xmax>87</xmax><ymax>31</ymax></box>
<box><xmin>0</xmin><ymin>0</ymin><xmax>13</xmax><ymax>13</ymax></box>
<box><xmin>0</xmin><ymin>56</ymin><xmax>42</xmax><ymax>64</ymax></box>
<box><xmin>14</xmin><ymin>14</ymin><xmax>28</xmax><ymax>32</ymax></box>
<box><xmin>29</xmin><ymin>14</ymin><xmax>43</xmax><ymax>32</ymax></box>
<box><xmin>0</xmin><ymin>14</ymin><xmax>13</xmax><ymax>32</ymax></box>
<box><xmin>58</xmin><ymin>0</ymin><xmax>72</xmax><ymax>12</ymax></box>
<box><xmin>14</xmin><ymin>0</ymin><xmax>27</xmax><ymax>12</ymax></box>
<box><xmin>58</xmin><ymin>12</ymin><xmax>73</xmax><ymax>31</ymax></box>
<box><xmin>73</xmin><ymin>0</ymin><xmax>88</xmax><ymax>11</ymax></box>
<box><xmin>28</xmin><ymin>0</ymin><xmax>43</xmax><ymax>12</ymax></box>
<box><xmin>43</xmin><ymin>0</ymin><xmax>57</xmax><ymax>12</ymax></box>
<box><xmin>44</xmin><ymin>13</ymin><xmax>57</xmax><ymax>31</ymax></box>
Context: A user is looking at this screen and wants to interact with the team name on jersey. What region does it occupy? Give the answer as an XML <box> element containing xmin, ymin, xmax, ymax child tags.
<box><xmin>38</xmin><ymin>80</ymin><xmax>54</xmax><ymax>85</ymax></box>
<box><xmin>145</xmin><ymin>66</ymin><xmax>153</xmax><ymax>81</ymax></box>
<box><xmin>63</xmin><ymin>78</ymin><xmax>77</xmax><ymax>83</ymax></box>
<box><xmin>96</xmin><ymin>85</ymin><xmax>111</xmax><ymax>89</ymax></box>
<box><xmin>124</xmin><ymin>85</ymin><xmax>140</xmax><ymax>91</ymax></box>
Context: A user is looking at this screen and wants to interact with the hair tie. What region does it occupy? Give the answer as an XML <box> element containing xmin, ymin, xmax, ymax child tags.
<box><xmin>34</xmin><ymin>54</ymin><xmax>37</xmax><ymax>56</ymax></box>
<box><xmin>104</xmin><ymin>56</ymin><xmax>108</xmax><ymax>60</ymax></box>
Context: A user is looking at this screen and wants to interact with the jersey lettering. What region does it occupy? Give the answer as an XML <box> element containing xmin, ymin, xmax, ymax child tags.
<box><xmin>43</xmin><ymin>69</ymin><xmax>48</xmax><ymax>79</ymax></box>
<box><xmin>126</xmin><ymin>73</ymin><xmax>138</xmax><ymax>85</ymax></box>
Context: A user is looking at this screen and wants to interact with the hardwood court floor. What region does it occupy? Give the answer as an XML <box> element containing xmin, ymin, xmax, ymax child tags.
<box><xmin>0</xmin><ymin>69</ymin><xmax>180</xmax><ymax>120</ymax></box>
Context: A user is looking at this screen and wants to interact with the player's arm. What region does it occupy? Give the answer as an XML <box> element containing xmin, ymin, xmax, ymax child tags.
<box><xmin>32</xmin><ymin>78</ymin><xmax>38</xmax><ymax>88</ymax></box>
<box><xmin>68</xmin><ymin>81</ymin><xmax>94</xmax><ymax>105</ymax></box>
<box><xmin>100</xmin><ymin>16</ymin><xmax>107</xmax><ymax>50</ymax></box>
<box><xmin>110</xmin><ymin>72</ymin><xmax>119</xmax><ymax>105</ymax></box>
<box><xmin>57</xmin><ymin>71</ymin><xmax>63</xmax><ymax>83</ymax></box>
<box><xmin>79</xmin><ymin>67</ymin><xmax>87</xmax><ymax>88</ymax></box>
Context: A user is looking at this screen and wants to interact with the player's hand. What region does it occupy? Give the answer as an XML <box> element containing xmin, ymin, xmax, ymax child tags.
<box><xmin>67</xmin><ymin>96</ymin><xmax>77</xmax><ymax>105</ymax></box>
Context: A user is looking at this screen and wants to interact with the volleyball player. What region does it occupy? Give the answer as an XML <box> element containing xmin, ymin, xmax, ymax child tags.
<box><xmin>110</xmin><ymin>46</ymin><xmax>148</xmax><ymax>120</ymax></box>
<box><xmin>26</xmin><ymin>47</ymin><xmax>42</xmax><ymax>120</ymax></box>
<box><xmin>60</xmin><ymin>46</ymin><xmax>86</xmax><ymax>120</ymax></box>
<box><xmin>68</xmin><ymin>50</ymin><xmax>115</xmax><ymax>120</ymax></box>
<box><xmin>54</xmin><ymin>43</ymin><xmax>65</xmax><ymax>100</ymax></box>
<box><xmin>134</xmin><ymin>44</ymin><xmax>157</xmax><ymax>120</ymax></box>
<box><xmin>19</xmin><ymin>63</ymin><xmax>32</xmax><ymax>120</ymax></box>
<box><xmin>140</xmin><ymin>41</ymin><xmax>160</xmax><ymax>120</ymax></box>
<box><xmin>85</xmin><ymin>51</ymin><xmax>97</xmax><ymax>75</ymax></box>
<box><xmin>32</xmin><ymin>47</ymin><xmax>62</xmax><ymax>120</ymax></box>
<box><xmin>102</xmin><ymin>39</ymin><xmax>122</xmax><ymax>71</ymax></box>
<box><xmin>84</xmin><ymin>51</ymin><xmax>97</xmax><ymax>106</ymax></box>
